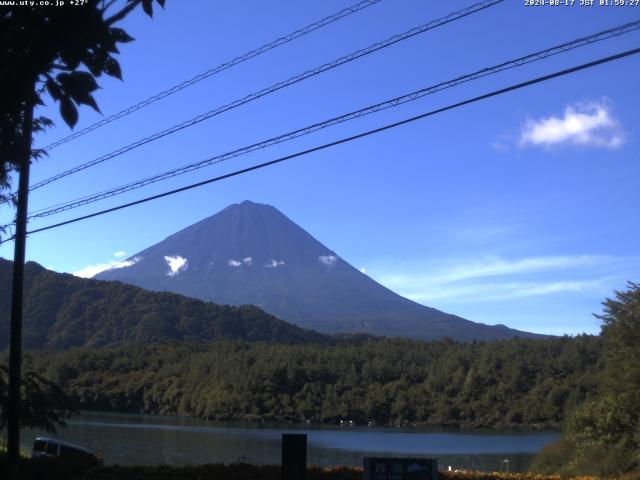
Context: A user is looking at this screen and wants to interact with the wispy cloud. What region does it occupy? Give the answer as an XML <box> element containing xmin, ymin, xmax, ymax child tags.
<box><xmin>164</xmin><ymin>255</ymin><xmax>188</xmax><ymax>277</ymax></box>
<box><xmin>73</xmin><ymin>263</ymin><xmax>118</xmax><ymax>278</ymax></box>
<box><xmin>265</xmin><ymin>259</ymin><xmax>285</xmax><ymax>268</ymax></box>
<box><xmin>519</xmin><ymin>100</ymin><xmax>624</xmax><ymax>149</ymax></box>
<box><xmin>402</xmin><ymin>279</ymin><xmax>606</xmax><ymax>302</ymax></box>
<box><xmin>118</xmin><ymin>257</ymin><xmax>141</xmax><ymax>268</ymax></box>
<box><xmin>73</xmin><ymin>256</ymin><xmax>141</xmax><ymax>278</ymax></box>
<box><xmin>228</xmin><ymin>257</ymin><xmax>253</xmax><ymax>267</ymax></box>
<box><xmin>382</xmin><ymin>255</ymin><xmax>610</xmax><ymax>288</ymax></box>
<box><xmin>319</xmin><ymin>255</ymin><xmax>337</xmax><ymax>266</ymax></box>
<box><xmin>376</xmin><ymin>254</ymin><xmax>636</xmax><ymax>304</ymax></box>
<box><xmin>113</xmin><ymin>251</ymin><xmax>126</xmax><ymax>258</ymax></box>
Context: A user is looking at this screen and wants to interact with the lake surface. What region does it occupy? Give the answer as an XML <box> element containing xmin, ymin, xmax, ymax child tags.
<box><xmin>22</xmin><ymin>412</ymin><xmax>559</xmax><ymax>472</ymax></box>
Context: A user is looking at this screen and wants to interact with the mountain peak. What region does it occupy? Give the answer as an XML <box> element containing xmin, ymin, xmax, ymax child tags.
<box><xmin>239</xmin><ymin>199</ymin><xmax>267</xmax><ymax>207</ymax></box>
<box><xmin>227</xmin><ymin>199</ymin><xmax>273</xmax><ymax>211</ymax></box>
<box><xmin>96</xmin><ymin>202</ymin><xmax>544</xmax><ymax>341</ymax></box>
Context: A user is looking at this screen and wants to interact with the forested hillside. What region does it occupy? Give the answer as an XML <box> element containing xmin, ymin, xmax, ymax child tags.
<box><xmin>19</xmin><ymin>335</ymin><xmax>602</xmax><ymax>429</ymax></box>
<box><xmin>0</xmin><ymin>259</ymin><xmax>329</xmax><ymax>349</ymax></box>
<box><xmin>533</xmin><ymin>283</ymin><xmax>640</xmax><ymax>475</ymax></box>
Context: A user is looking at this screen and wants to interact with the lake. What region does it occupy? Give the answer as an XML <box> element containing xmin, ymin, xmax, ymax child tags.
<box><xmin>22</xmin><ymin>412</ymin><xmax>559</xmax><ymax>472</ymax></box>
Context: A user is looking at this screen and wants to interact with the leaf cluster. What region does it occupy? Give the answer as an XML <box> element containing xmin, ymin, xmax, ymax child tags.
<box><xmin>0</xmin><ymin>0</ymin><xmax>164</xmax><ymax>198</ymax></box>
<box><xmin>0</xmin><ymin>364</ymin><xmax>77</xmax><ymax>437</ymax></box>
<box><xmin>532</xmin><ymin>282</ymin><xmax>640</xmax><ymax>476</ymax></box>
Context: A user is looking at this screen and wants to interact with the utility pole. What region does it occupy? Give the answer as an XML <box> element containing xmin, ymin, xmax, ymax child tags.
<box><xmin>7</xmin><ymin>79</ymin><xmax>35</xmax><ymax>480</ymax></box>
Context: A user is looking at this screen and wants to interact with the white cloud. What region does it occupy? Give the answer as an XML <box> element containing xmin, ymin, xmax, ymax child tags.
<box><xmin>402</xmin><ymin>279</ymin><xmax>603</xmax><ymax>303</ymax></box>
<box><xmin>164</xmin><ymin>255</ymin><xmax>188</xmax><ymax>277</ymax></box>
<box><xmin>73</xmin><ymin>256</ymin><xmax>141</xmax><ymax>278</ymax></box>
<box><xmin>374</xmin><ymin>254</ymin><xmax>637</xmax><ymax>304</ymax></box>
<box><xmin>228</xmin><ymin>257</ymin><xmax>253</xmax><ymax>267</ymax></box>
<box><xmin>113</xmin><ymin>251</ymin><xmax>126</xmax><ymax>258</ymax></box>
<box><xmin>381</xmin><ymin>255</ymin><xmax>610</xmax><ymax>289</ymax></box>
<box><xmin>73</xmin><ymin>263</ymin><xmax>116</xmax><ymax>278</ymax></box>
<box><xmin>319</xmin><ymin>255</ymin><xmax>337</xmax><ymax>266</ymax></box>
<box><xmin>519</xmin><ymin>100</ymin><xmax>624</xmax><ymax>149</ymax></box>
<box><xmin>118</xmin><ymin>257</ymin><xmax>141</xmax><ymax>268</ymax></box>
<box><xmin>265</xmin><ymin>259</ymin><xmax>285</xmax><ymax>268</ymax></box>
<box><xmin>360</xmin><ymin>267</ymin><xmax>367</xmax><ymax>274</ymax></box>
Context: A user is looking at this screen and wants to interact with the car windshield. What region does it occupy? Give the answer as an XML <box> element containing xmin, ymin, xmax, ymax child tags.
<box><xmin>45</xmin><ymin>442</ymin><xmax>58</xmax><ymax>456</ymax></box>
<box><xmin>32</xmin><ymin>440</ymin><xmax>46</xmax><ymax>453</ymax></box>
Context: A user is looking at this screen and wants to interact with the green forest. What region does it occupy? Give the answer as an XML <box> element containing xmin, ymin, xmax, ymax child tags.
<box><xmin>1</xmin><ymin>258</ymin><xmax>638</xmax><ymax>475</ymax></box>
<box><xmin>17</xmin><ymin>335</ymin><xmax>601</xmax><ymax>430</ymax></box>
<box><xmin>0</xmin><ymin>259</ymin><xmax>329</xmax><ymax>349</ymax></box>
<box><xmin>532</xmin><ymin>283</ymin><xmax>640</xmax><ymax>475</ymax></box>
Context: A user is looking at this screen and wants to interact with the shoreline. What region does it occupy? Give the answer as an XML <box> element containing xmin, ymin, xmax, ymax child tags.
<box><xmin>73</xmin><ymin>409</ymin><xmax>563</xmax><ymax>432</ymax></box>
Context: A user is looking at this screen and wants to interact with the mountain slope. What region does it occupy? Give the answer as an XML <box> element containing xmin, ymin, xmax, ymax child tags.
<box><xmin>96</xmin><ymin>201</ymin><xmax>542</xmax><ymax>341</ymax></box>
<box><xmin>0</xmin><ymin>259</ymin><xmax>330</xmax><ymax>350</ymax></box>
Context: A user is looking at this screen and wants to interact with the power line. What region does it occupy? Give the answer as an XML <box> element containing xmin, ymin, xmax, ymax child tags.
<box><xmin>1</xmin><ymin>46</ymin><xmax>635</xmax><ymax>245</ymax></box>
<box><xmin>40</xmin><ymin>0</ymin><xmax>386</xmax><ymax>151</ymax></box>
<box><xmin>25</xmin><ymin>20</ymin><xmax>640</xmax><ymax>220</ymax></box>
<box><xmin>24</xmin><ymin>0</ymin><xmax>504</xmax><ymax>194</ymax></box>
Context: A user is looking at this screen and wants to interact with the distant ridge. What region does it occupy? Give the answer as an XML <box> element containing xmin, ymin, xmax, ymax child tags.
<box><xmin>96</xmin><ymin>201</ymin><xmax>544</xmax><ymax>341</ymax></box>
<box><xmin>0</xmin><ymin>258</ymin><xmax>329</xmax><ymax>350</ymax></box>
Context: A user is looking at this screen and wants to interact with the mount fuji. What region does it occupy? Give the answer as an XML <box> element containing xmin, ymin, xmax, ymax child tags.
<box><xmin>95</xmin><ymin>201</ymin><xmax>542</xmax><ymax>341</ymax></box>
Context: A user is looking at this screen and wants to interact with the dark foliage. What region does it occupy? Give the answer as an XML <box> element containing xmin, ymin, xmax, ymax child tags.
<box><xmin>0</xmin><ymin>259</ymin><xmax>329</xmax><ymax>349</ymax></box>
<box><xmin>0</xmin><ymin>0</ymin><xmax>164</xmax><ymax>206</ymax></box>
<box><xmin>18</xmin><ymin>334</ymin><xmax>602</xmax><ymax>429</ymax></box>
<box><xmin>531</xmin><ymin>282</ymin><xmax>640</xmax><ymax>476</ymax></box>
<box><xmin>0</xmin><ymin>364</ymin><xmax>76</xmax><ymax>437</ymax></box>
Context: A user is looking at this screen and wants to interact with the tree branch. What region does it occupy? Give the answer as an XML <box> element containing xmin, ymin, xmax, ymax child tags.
<box><xmin>101</xmin><ymin>0</ymin><xmax>118</xmax><ymax>14</ymax></box>
<box><xmin>105</xmin><ymin>0</ymin><xmax>142</xmax><ymax>26</ymax></box>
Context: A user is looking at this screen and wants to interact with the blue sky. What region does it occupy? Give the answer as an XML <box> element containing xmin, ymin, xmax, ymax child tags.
<box><xmin>1</xmin><ymin>0</ymin><xmax>639</xmax><ymax>335</ymax></box>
